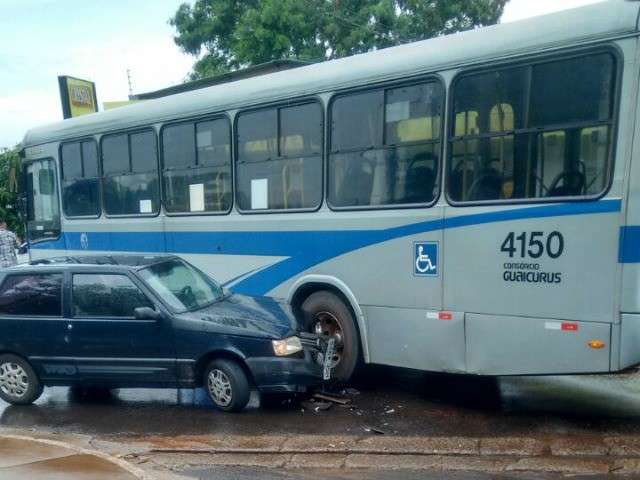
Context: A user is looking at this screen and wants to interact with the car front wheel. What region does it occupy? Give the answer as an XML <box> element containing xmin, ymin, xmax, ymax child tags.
<box><xmin>204</xmin><ymin>359</ymin><xmax>250</xmax><ymax>412</ymax></box>
<box><xmin>0</xmin><ymin>354</ymin><xmax>43</xmax><ymax>405</ymax></box>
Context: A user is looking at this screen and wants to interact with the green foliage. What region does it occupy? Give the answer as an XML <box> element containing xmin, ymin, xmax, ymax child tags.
<box><xmin>170</xmin><ymin>0</ymin><xmax>508</xmax><ymax>79</ymax></box>
<box><xmin>0</xmin><ymin>148</ymin><xmax>23</xmax><ymax>237</ymax></box>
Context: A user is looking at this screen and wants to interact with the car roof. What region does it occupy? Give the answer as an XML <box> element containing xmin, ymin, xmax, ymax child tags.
<box><xmin>7</xmin><ymin>254</ymin><xmax>180</xmax><ymax>272</ymax></box>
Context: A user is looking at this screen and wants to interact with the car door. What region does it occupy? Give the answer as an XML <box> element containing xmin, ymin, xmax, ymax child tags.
<box><xmin>69</xmin><ymin>270</ymin><xmax>176</xmax><ymax>385</ymax></box>
<box><xmin>0</xmin><ymin>271</ymin><xmax>76</xmax><ymax>382</ymax></box>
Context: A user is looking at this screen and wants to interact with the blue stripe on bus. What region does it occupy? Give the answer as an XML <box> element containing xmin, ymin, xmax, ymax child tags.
<box><xmin>32</xmin><ymin>199</ymin><xmax>622</xmax><ymax>295</ymax></box>
<box><xmin>620</xmin><ymin>225</ymin><xmax>640</xmax><ymax>264</ymax></box>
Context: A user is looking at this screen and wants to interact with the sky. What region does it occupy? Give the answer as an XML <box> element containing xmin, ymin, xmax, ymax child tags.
<box><xmin>0</xmin><ymin>0</ymin><xmax>605</xmax><ymax>149</ymax></box>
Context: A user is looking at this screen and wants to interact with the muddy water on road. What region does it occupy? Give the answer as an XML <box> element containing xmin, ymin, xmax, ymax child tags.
<box><xmin>1</xmin><ymin>366</ymin><xmax>640</xmax><ymax>438</ymax></box>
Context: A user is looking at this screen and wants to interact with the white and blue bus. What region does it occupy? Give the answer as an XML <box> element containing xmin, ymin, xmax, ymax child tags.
<box><xmin>19</xmin><ymin>1</ymin><xmax>640</xmax><ymax>382</ymax></box>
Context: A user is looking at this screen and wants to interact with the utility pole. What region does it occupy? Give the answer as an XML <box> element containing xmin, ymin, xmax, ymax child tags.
<box><xmin>126</xmin><ymin>69</ymin><xmax>133</xmax><ymax>98</ymax></box>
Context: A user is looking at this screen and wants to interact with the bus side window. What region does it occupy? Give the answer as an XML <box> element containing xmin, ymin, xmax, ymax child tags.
<box><xmin>102</xmin><ymin>130</ymin><xmax>160</xmax><ymax>216</ymax></box>
<box><xmin>448</xmin><ymin>52</ymin><xmax>615</xmax><ymax>203</ymax></box>
<box><xmin>61</xmin><ymin>140</ymin><xmax>100</xmax><ymax>217</ymax></box>
<box><xmin>329</xmin><ymin>81</ymin><xmax>443</xmax><ymax>208</ymax></box>
<box><xmin>236</xmin><ymin>103</ymin><xmax>322</xmax><ymax>212</ymax></box>
<box><xmin>161</xmin><ymin>118</ymin><xmax>232</xmax><ymax>213</ymax></box>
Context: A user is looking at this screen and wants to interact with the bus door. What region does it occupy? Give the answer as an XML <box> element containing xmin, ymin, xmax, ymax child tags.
<box><xmin>443</xmin><ymin>53</ymin><xmax>619</xmax><ymax>375</ymax></box>
<box><xmin>22</xmin><ymin>158</ymin><xmax>62</xmax><ymax>256</ymax></box>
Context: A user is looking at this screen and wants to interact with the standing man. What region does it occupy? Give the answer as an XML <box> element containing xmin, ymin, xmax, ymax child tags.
<box><xmin>0</xmin><ymin>218</ymin><xmax>19</xmax><ymax>268</ymax></box>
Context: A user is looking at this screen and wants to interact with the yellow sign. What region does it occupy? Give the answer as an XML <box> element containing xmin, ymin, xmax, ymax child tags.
<box><xmin>58</xmin><ymin>76</ymin><xmax>98</xmax><ymax>119</ymax></box>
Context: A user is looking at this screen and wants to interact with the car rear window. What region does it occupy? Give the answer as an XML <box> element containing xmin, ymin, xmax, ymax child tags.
<box><xmin>0</xmin><ymin>274</ymin><xmax>63</xmax><ymax>316</ymax></box>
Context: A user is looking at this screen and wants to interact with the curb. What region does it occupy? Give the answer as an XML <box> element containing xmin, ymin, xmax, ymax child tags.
<box><xmin>116</xmin><ymin>434</ymin><xmax>640</xmax><ymax>475</ymax></box>
<box><xmin>128</xmin><ymin>433</ymin><xmax>640</xmax><ymax>457</ymax></box>
<box><xmin>0</xmin><ymin>434</ymin><xmax>150</xmax><ymax>479</ymax></box>
<box><xmin>136</xmin><ymin>451</ymin><xmax>640</xmax><ymax>476</ymax></box>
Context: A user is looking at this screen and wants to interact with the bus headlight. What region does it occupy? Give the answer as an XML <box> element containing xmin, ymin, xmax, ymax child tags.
<box><xmin>272</xmin><ymin>337</ymin><xmax>303</xmax><ymax>356</ymax></box>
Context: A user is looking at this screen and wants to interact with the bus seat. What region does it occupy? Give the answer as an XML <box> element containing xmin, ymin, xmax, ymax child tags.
<box><xmin>338</xmin><ymin>159</ymin><xmax>374</xmax><ymax>206</ymax></box>
<box><xmin>221</xmin><ymin>192</ymin><xmax>232</xmax><ymax>210</ymax></box>
<box><xmin>404</xmin><ymin>166</ymin><xmax>435</xmax><ymax>203</ymax></box>
<box><xmin>546</xmin><ymin>170</ymin><xmax>586</xmax><ymax>197</ymax></box>
<box><xmin>467</xmin><ymin>167</ymin><xmax>502</xmax><ymax>201</ymax></box>
<box><xmin>449</xmin><ymin>159</ymin><xmax>475</xmax><ymax>202</ymax></box>
<box><xmin>286</xmin><ymin>189</ymin><xmax>303</xmax><ymax>209</ymax></box>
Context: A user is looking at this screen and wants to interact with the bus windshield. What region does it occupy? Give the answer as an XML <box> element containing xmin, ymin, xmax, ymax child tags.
<box><xmin>139</xmin><ymin>258</ymin><xmax>224</xmax><ymax>312</ymax></box>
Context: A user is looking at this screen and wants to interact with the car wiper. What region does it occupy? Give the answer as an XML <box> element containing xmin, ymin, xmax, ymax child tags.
<box><xmin>188</xmin><ymin>294</ymin><xmax>226</xmax><ymax>312</ymax></box>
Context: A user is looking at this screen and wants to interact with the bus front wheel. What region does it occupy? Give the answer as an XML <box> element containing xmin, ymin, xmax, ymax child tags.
<box><xmin>301</xmin><ymin>291</ymin><xmax>359</xmax><ymax>383</ymax></box>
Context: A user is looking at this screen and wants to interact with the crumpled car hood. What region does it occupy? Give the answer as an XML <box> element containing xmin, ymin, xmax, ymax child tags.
<box><xmin>177</xmin><ymin>293</ymin><xmax>298</xmax><ymax>339</ymax></box>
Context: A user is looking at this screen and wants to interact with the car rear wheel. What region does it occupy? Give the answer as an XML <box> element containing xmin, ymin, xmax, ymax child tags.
<box><xmin>301</xmin><ymin>291</ymin><xmax>360</xmax><ymax>383</ymax></box>
<box><xmin>205</xmin><ymin>359</ymin><xmax>250</xmax><ymax>412</ymax></box>
<box><xmin>0</xmin><ymin>354</ymin><xmax>43</xmax><ymax>405</ymax></box>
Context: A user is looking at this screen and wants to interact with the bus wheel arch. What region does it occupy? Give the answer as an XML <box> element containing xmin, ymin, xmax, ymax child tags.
<box><xmin>288</xmin><ymin>277</ymin><xmax>369</xmax><ymax>382</ymax></box>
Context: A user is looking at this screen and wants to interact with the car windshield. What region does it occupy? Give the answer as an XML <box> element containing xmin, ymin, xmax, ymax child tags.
<box><xmin>139</xmin><ymin>259</ymin><xmax>224</xmax><ymax>312</ymax></box>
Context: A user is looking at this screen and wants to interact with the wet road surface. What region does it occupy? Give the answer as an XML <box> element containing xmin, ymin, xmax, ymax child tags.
<box><xmin>0</xmin><ymin>436</ymin><xmax>138</xmax><ymax>480</ymax></box>
<box><xmin>1</xmin><ymin>365</ymin><xmax>640</xmax><ymax>439</ymax></box>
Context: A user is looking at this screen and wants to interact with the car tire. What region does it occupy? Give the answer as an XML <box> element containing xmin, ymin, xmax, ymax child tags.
<box><xmin>204</xmin><ymin>359</ymin><xmax>250</xmax><ymax>412</ymax></box>
<box><xmin>0</xmin><ymin>354</ymin><xmax>43</xmax><ymax>405</ymax></box>
<box><xmin>301</xmin><ymin>291</ymin><xmax>360</xmax><ymax>384</ymax></box>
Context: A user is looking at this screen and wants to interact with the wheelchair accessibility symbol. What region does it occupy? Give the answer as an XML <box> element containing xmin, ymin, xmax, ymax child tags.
<box><xmin>414</xmin><ymin>241</ymin><xmax>438</xmax><ymax>277</ymax></box>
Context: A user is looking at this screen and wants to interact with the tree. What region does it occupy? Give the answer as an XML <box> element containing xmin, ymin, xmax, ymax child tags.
<box><xmin>0</xmin><ymin>148</ymin><xmax>23</xmax><ymax>238</ymax></box>
<box><xmin>170</xmin><ymin>0</ymin><xmax>508</xmax><ymax>80</ymax></box>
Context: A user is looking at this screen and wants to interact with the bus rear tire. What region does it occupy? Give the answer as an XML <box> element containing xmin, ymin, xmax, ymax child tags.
<box><xmin>301</xmin><ymin>291</ymin><xmax>359</xmax><ymax>384</ymax></box>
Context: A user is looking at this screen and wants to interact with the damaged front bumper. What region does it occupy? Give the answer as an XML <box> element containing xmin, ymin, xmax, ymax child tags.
<box><xmin>246</xmin><ymin>332</ymin><xmax>335</xmax><ymax>393</ymax></box>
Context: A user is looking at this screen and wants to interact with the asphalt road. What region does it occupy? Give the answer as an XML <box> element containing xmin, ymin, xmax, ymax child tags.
<box><xmin>1</xmin><ymin>365</ymin><xmax>640</xmax><ymax>440</ymax></box>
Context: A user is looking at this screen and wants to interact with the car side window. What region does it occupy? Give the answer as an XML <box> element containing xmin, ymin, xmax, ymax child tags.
<box><xmin>0</xmin><ymin>274</ymin><xmax>63</xmax><ymax>316</ymax></box>
<box><xmin>72</xmin><ymin>274</ymin><xmax>153</xmax><ymax>318</ymax></box>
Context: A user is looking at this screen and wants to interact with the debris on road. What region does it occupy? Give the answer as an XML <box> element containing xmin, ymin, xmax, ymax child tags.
<box><xmin>364</xmin><ymin>426</ymin><xmax>386</xmax><ymax>435</ymax></box>
<box><xmin>314</xmin><ymin>393</ymin><xmax>351</xmax><ymax>405</ymax></box>
<box><xmin>301</xmin><ymin>399</ymin><xmax>333</xmax><ymax>413</ymax></box>
<box><xmin>342</xmin><ymin>388</ymin><xmax>360</xmax><ymax>396</ymax></box>
<box><xmin>314</xmin><ymin>402</ymin><xmax>333</xmax><ymax>412</ymax></box>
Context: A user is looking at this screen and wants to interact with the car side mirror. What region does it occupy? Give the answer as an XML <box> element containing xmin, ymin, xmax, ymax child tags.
<box><xmin>134</xmin><ymin>306</ymin><xmax>162</xmax><ymax>320</ymax></box>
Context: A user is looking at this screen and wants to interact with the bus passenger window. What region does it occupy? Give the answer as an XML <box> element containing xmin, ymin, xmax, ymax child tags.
<box><xmin>61</xmin><ymin>140</ymin><xmax>100</xmax><ymax>217</ymax></box>
<box><xmin>101</xmin><ymin>130</ymin><xmax>160</xmax><ymax>216</ymax></box>
<box><xmin>236</xmin><ymin>103</ymin><xmax>322</xmax><ymax>212</ymax></box>
<box><xmin>329</xmin><ymin>81</ymin><xmax>443</xmax><ymax>208</ymax></box>
<box><xmin>332</xmin><ymin>91</ymin><xmax>383</xmax><ymax>152</ymax></box>
<box><xmin>161</xmin><ymin>118</ymin><xmax>232</xmax><ymax>214</ymax></box>
<box><xmin>448</xmin><ymin>52</ymin><xmax>615</xmax><ymax>203</ymax></box>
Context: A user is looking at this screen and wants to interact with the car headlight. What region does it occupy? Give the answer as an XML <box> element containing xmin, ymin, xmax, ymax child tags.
<box><xmin>272</xmin><ymin>336</ymin><xmax>303</xmax><ymax>356</ymax></box>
